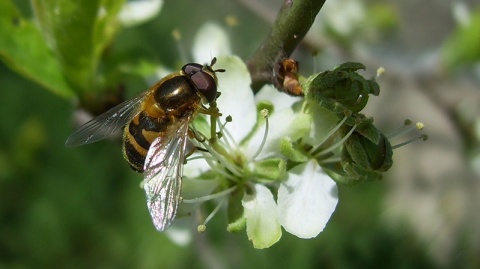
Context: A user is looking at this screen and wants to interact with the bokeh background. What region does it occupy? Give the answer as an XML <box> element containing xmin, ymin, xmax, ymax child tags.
<box><xmin>1</xmin><ymin>0</ymin><xmax>479</xmax><ymax>268</ymax></box>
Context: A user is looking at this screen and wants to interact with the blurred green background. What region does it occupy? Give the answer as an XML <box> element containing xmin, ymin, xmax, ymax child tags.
<box><xmin>1</xmin><ymin>0</ymin><xmax>479</xmax><ymax>268</ymax></box>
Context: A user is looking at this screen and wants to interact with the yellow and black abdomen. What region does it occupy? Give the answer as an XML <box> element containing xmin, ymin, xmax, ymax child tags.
<box><xmin>122</xmin><ymin>75</ymin><xmax>202</xmax><ymax>172</ymax></box>
<box><xmin>123</xmin><ymin>112</ymin><xmax>171</xmax><ymax>172</ymax></box>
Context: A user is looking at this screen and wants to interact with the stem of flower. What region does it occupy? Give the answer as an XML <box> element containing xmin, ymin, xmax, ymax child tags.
<box><xmin>246</xmin><ymin>0</ymin><xmax>326</xmax><ymax>92</ymax></box>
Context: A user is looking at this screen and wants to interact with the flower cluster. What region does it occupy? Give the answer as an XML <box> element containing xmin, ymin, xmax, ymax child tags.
<box><xmin>139</xmin><ymin>21</ymin><xmax>425</xmax><ymax>248</ymax></box>
<box><xmin>181</xmin><ymin>56</ymin><xmax>339</xmax><ymax>248</ymax></box>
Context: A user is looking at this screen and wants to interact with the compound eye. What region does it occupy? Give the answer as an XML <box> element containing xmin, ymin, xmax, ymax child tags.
<box><xmin>190</xmin><ymin>71</ymin><xmax>217</xmax><ymax>103</ymax></box>
<box><xmin>182</xmin><ymin>63</ymin><xmax>202</xmax><ymax>76</ymax></box>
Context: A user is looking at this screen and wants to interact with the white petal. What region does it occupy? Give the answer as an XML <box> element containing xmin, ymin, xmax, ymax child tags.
<box><xmin>242</xmin><ymin>184</ymin><xmax>282</xmax><ymax>248</ymax></box>
<box><xmin>214</xmin><ymin>56</ymin><xmax>257</xmax><ymax>144</ymax></box>
<box><xmin>278</xmin><ymin>160</ymin><xmax>338</xmax><ymax>238</ymax></box>
<box><xmin>192</xmin><ymin>23</ymin><xmax>232</xmax><ymax>64</ymax></box>
<box><xmin>118</xmin><ymin>0</ymin><xmax>163</xmax><ymax>27</ymax></box>
<box><xmin>164</xmin><ymin>219</ymin><xmax>192</xmax><ymax>246</ymax></box>
<box><xmin>255</xmin><ymin>84</ymin><xmax>302</xmax><ymax>111</ymax></box>
<box><xmin>243</xmin><ymin>105</ymin><xmax>310</xmax><ymax>160</ymax></box>
<box><xmin>182</xmin><ymin>153</ymin><xmax>210</xmax><ymax>178</ymax></box>
<box><xmin>180</xmin><ymin>178</ymin><xmax>219</xmax><ymax>199</ymax></box>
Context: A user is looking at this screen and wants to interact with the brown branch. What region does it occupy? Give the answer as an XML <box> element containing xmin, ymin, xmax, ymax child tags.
<box><xmin>246</xmin><ymin>0</ymin><xmax>326</xmax><ymax>92</ymax></box>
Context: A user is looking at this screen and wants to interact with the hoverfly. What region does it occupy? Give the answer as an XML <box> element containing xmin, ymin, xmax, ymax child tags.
<box><xmin>66</xmin><ymin>58</ymin><xmax>225</xmax><ymax>231</ymax></box>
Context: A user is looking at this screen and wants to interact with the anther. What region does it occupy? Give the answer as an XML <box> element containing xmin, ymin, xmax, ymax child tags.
<box><xmin>376</xmin><ymin>67</ymin><xmax>385</xmax><ymax>78</ymax></box>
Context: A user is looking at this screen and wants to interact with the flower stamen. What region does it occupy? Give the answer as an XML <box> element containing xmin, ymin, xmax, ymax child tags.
<box><xmin>197</xmin><ymin>198</ymin><xmax>225</xmax><ymax>233</ymax></box>
<box><xmin>318</xmin><ymin>156</ymin><xmax>341</xmax><ymax>164</ymax></box>
<box><xmin>183</xmin><ymin>186</ymin><xmax>237</xmax><ymax>204</ymax></box>
<box><xmin>386</xmin><ymin>120</ymin><xmax>428</xmax><ymax>149</ymax></box>
<box><xmin>216</xmin><ymin>116</ymin><xmax>236</xmax><ymax>152</ymax></box>
<box><xmin>310</xmin><ymin>116</ymin><xmax>349</xmax><ymax>156</ymax></box>
<box><xmin>313</xmin><ymin>125</ymin><xmax>357</xmax><ymax>157</ymax></box>
<box><xmin>199</xmin><ymin>146</ymin><xmax>243</xmax><ymax>180</ymax></box>
<box><xmin>192</xmin><ymin>119</ymin><xmax>244</xmax><ymax>180</ymax></box>
<box><xmin>386</xmin><ymin>120</ymin><xmax>420</xmax><ymax>139</ymax></box>
<box><xmin>392</xmin><ymin>134</ymin><xmax>429</xmax><ymax>149</ymax></box>
<box><xmin>250</xmin><ymin>109</ymin><xmax>270</xmax><ymax>161</ymax></box>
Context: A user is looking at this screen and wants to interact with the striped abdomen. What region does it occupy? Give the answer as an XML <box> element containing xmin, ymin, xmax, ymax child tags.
<box><xmin>123</xmin><ymin>112</ymin><xmax>172</xmax><ymax>172</ymax></box>
<box><xmin>122</xmin><ymin>75</ymin><xmax>202</xmax><ymax>172</ymax></box>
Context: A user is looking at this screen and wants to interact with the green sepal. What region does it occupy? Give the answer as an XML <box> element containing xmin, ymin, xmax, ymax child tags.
<box><xmin>354</xmin><ymin>120</ymin><xmax>381</xmax><ymax>144</ymax></box>
<box><xmin>323</xmin><ymin>162</ymin><xmax>382</xmax><ymax>185</ymax></box>
<box><xmin>251</xmin><ymin>158</ymin><xmax>286</xmax><ymax>182</ymax></box>
<box><xmin>227</xmin><ymin>216</ymin><xmax>246</xmax><ymax>233</ymax></box>
<box><xmin>303</xmin><ymin>62</ymin><xmax>380</xmax><ymax>113</ymax></box>
<box><xmin>343</xmin><ymin>131</ymin><xmax>393</xmax><ymax>172</ymax></box>
<box><xmin>335</xmin><ymin>62</ymin><xmax>366</xmax><ymax>72</ymax></box>
<box><xmin>320</xmin><ymin>124</ymin><xmax>393</xmax><ymax>185</ymax></box>
<box><xmin>279</xmin><ymin>137</ymin><xmax>309</xmax><ymax>163</ymax></box>
<box><xmin>343</xmin><ymin>113</ymin><xmax>377</xmax><ymax>138</ymax></box>
<box><xmin>227</xmin><ymin>186</ymin><xmax>246</xmax><ymax>233</ymax></box>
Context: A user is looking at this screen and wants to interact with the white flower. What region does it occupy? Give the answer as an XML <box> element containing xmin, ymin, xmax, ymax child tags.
<box><xmin>118</xmin><ymin>0</ymin><xmax>163</xmax><ymax>27</ymax></box>
<box><xmin>192</xmin><ymin>23</ymin><xmax>232</xmax><ymax>64</ymax></box>
<box><xmin>164</xmin><ymin>22</ymin><xmax>339</xmax><ymax>248</ymax></box>
<box><xmin>185</xmin><ymin>55</ymin><xmax>338</xmax><ymax>248</ymax></box>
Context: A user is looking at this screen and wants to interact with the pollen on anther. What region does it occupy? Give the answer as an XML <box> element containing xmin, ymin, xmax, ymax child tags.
<box><xmin>376</xmin><ymin>67</ymin><xmax>385</xmax><ymax>77</ymax></box>
<box><xmin>260</xmin><ymin>108</ymin><xmax>269</xmax><ymax>119</ymax></box>
<box><xmin>416</xmin><ymin>122</ymin><xmax>425</xmax><ymax>130</ymax></box>
<box><xmin>197</xmin><ymin>224</ymin><xmax>207</xmax><ymax>233</ymax></box>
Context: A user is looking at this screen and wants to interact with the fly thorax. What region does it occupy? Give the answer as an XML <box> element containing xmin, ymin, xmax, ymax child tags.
<box><xmin>154</xmin><ymin>76</ymin><xmax>200</xmax><ymax>113</ymax></box>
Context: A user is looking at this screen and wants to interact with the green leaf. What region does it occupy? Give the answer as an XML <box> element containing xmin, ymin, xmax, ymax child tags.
<box><xmin>31</xmin><ymin>0</ymin><xmax>125</xmax><ymax>94</ymax></box>
<box><xmin>443</xmin><ymin>10</ymin><xmax>480</xmax><ymax>68</ymax></box>
<box><xmin>0</xmin><ymin>0</ymin><xmax>73</xmax><ymax>98</ymax></box>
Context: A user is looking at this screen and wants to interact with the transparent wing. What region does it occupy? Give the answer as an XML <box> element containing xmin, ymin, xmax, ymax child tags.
<box><xmin>143</xmin><ymin>119</ymin><xmax>191</xmax><ymax>231</ymax></box>
<box><xmin>65</xmin><ymin>92</ymin><xmax>148</xmax><ymax>147</ymax></box>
